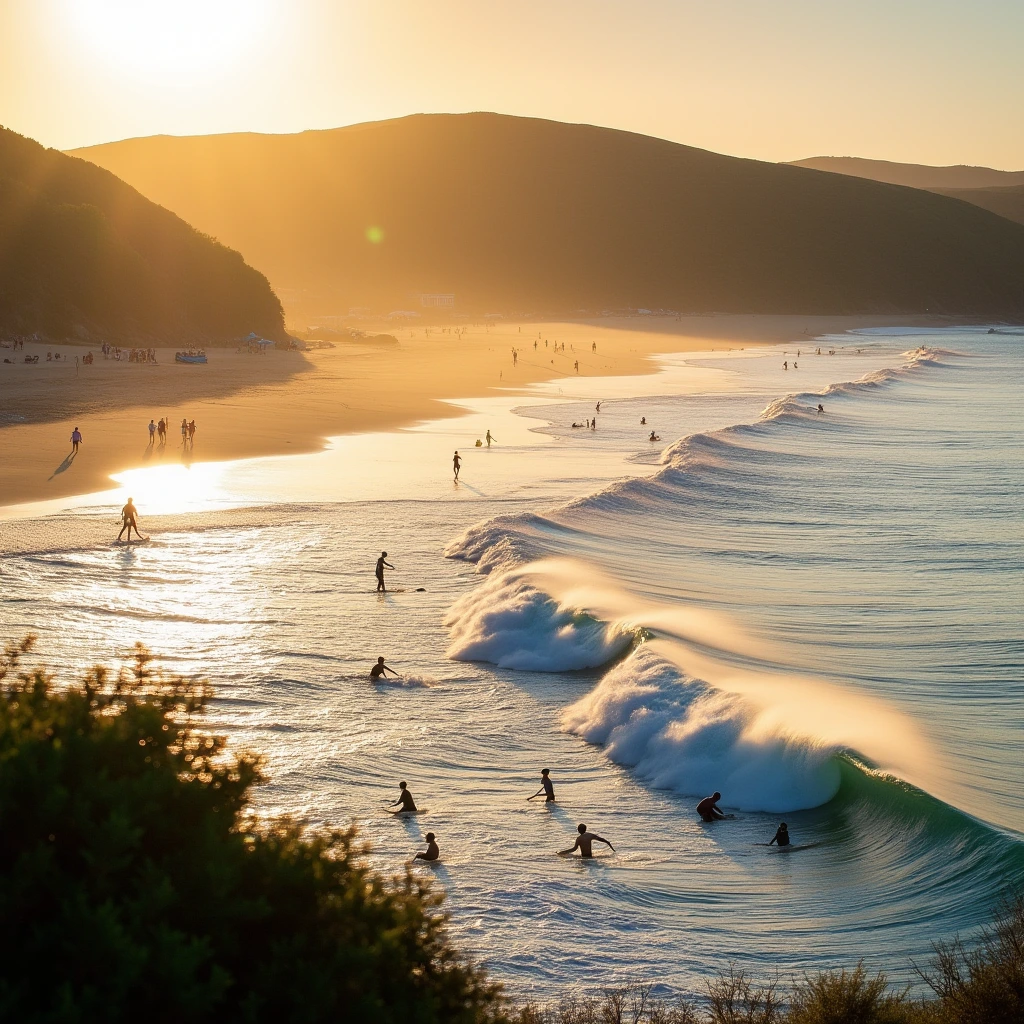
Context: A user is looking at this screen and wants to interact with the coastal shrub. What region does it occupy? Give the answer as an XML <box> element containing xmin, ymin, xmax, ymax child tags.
<box><xmin>918</xmin><ymin>893</ymin><xmax>1024</xmax><ymax>1024</ymax></box>
<box><xmin>0</xmin><ymin>636</ymin><xmax>503</xmax><ymax>1024</ymax></box>
<box><xmin>703</xmin><ymin>967</ymin><xmax>784</xmax><ymax>1024</ymax></box>
<box><xmin>514</xmin><ymin>982</ymin><xmax>699</xmax><ymax>1023</ymax></box>
<box><xmin>786</xmin><ymin>965</ymin><xmax>916</xmax><ymax>1024</ymax></box>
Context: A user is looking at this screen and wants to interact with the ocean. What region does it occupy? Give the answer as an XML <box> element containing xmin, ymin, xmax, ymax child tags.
<box><xmin>2</xmin><ymin>327</ymin><xmax>1022</xmax><ymax>999</ymax></box>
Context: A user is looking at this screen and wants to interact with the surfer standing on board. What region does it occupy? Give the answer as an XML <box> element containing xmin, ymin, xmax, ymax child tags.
<box><xmin>117</xmin><ymin>497</ymin><xmax>143</xmax><ymax>542</ymax></box>
<box><xmin>768</xmin><ymin>823</ymin><xmax>790</xmax><ymax>847</ymax></box>
<box><xmin>697</xmin><ymin>792</ymin><xmax>727</xmax><ymax>822</ymax></box>
<box><xmin>559</xmin><ymin>823</ymin><xmax>615</xmax><ymax>858</ymax></box>
<box><xmin>375</xmin><ymin>551</ymin><xmax>395</xmax><ymax>592</ymax></box>
<box><xmin>388</xmin><ymin>781</ymin><xmax>417</xmax><ymax>813</ymax></box>
<box><xmin>453</xmin><ymin>450</ymin><xmax>462</xmax><ymax>480</ymax></box>
<box><xmin>529</xmin><ymin>768</ymin><xmax>555</xmax><ymax>802</ymax></box>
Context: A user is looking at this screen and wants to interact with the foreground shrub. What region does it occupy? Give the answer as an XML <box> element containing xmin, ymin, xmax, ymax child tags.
<box><xmin>0</xmin><ymin>637</ymin><xmax>503</xmax><ymax>1024</ymax></box>
<box><xmin>787</xmin><ymin>964</ymin><xmax>915</xmax><ymax>1024</ymax></box>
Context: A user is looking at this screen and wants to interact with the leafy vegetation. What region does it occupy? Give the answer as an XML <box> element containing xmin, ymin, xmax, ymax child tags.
<box><xmin>0</xmin><ymin>127</ymin><xmax>285</xmax><ymax>344</ymax></box>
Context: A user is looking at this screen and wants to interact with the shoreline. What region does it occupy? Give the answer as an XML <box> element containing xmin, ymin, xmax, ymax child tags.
<box><xmin>0</xmin><ymin>313</ymin><xmax>939</xmax><ymax>509</ymax></box>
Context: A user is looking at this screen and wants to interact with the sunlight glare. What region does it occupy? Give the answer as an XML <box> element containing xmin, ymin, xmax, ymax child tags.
<box><xmin>112</xmin><ymin>462</ymin><xmax>228</xmax><ymax>514</ymax></box>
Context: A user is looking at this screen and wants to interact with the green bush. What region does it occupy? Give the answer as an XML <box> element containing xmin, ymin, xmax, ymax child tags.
<box><xmin>0</xmin><ymin>637</ymin><xmax>503</xmax><ymax>1024</ymax></box>
<box><xmin>787</xmin><ymin>965</ymin><xmax>916</xmax><ymax>1024</ymax></box>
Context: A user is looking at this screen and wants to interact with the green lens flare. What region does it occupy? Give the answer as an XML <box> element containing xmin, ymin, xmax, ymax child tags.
<box><xmin>365</xmin><ymin>226</ymin><xmax>384</xmax><ymax>244</ymax></box>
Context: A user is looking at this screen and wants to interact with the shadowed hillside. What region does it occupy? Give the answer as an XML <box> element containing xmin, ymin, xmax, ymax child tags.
<box><xmin>71</xmin><ymin>114</ymin><xmax>1024</xmax><ymax>318</ymax></box>
<box><xmin>0</xmin><ymin>127</ymin><xmax>285</xmax><ymax>344</ymax></box>
<box><xmin>927</xmin><ymin>185</ymin><xmax>1024</xmax><ymax>228</ymax></box>
<box><xmin>790</xmin><ymin>156</ymin><xmax>1024</xmax><ymax>191</ymax></box>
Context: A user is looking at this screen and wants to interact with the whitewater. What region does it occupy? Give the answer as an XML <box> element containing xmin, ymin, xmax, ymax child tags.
<box><xmin>2</xmin><ymin>329</ymin><xmax>1022</xmax><ymax>998</ymax></box>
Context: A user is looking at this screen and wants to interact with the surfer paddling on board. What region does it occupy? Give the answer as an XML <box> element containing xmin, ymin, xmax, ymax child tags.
<box><xmin>375</xmin><ymin>551</ymin><xmax>395</xmax><ymax>592</ymax></box>
<box><xmin>697</xmin><ymin>792</ymin><xmax>727</xmax><ymax>822</ymax></box>
<box><xmin>388</xmin><ymin>781</ymin><xmax>417</xmax><ymax>813</ymax></box>
<box><xmin>371</xmin><ymin>657</ymin><xmax>397</xmax><ymax>680</ymax></box>
<box><xmin>559</xmin><ymin>823</ymin><xmax>615</xmax><ymax>858</ymax></box>
<box><xmin>117</xmin><ymin>498</ymin><xmax>143</xmax><ymax>542</ymax></box>
<box><xmin>453</xmin><ymin>450</ymin><xmax>462</xmax><ymax>480</ymax></box>
<box><xmin>529</xmin><ymin>768</ymin><xmax>555</xmax><ymax>802</ymax></box>
<box><xmin>768</xmin><ymin>823</ymin><xmax>790</xmax><ymax>847</ymax></box>
<box><xmin>414</xmin><ymin>833</ymin><xmax>439</xmax><ymax>861</ymax></box>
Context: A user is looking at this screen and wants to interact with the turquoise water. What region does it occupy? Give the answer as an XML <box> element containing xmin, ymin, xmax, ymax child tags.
<box><xmin>2</xmin><ymin>330</ymin><xmax>1022</xmax><ymax>998</ymax></box>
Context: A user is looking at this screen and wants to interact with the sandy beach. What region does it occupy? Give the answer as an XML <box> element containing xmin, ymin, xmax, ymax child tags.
<box><xmin>0</xmin><ymin>313</ymin><xmax>937</xmax><ymax>508</ymax></box>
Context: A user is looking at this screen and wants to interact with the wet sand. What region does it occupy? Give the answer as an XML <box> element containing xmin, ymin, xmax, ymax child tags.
<box><xmin>0</xmin><ymin>314</ymin><xmax>934</xmax><ymax>507</ymax></box>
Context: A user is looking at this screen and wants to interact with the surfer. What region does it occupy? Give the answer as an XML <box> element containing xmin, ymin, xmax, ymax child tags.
<box><xmin>370</xmin><ymin>656</ymin><xmax>397</xmax><ymax>680</ymax></box>
<box><xmin>389</xmin><ymin>781</ymin><xmax>417</xmax><ymax>813</ymax></box>
<box><xmin>697</xmin><ymin>792</ymin><xmax>727</xmax><ymax>822</ymax></box>
<box><xmin>768</xmin><ymin>823</ymin><xmax>790</xmax><ymax>847</ymax></box>
<box><xmin>117</xmin><ymin>497</ymin><xmax>142</xmax><ymax>542</ymax></box>
<box><xmin>559</xmin><ymin>823</ymin><xmax>615</xmax><ymax>858</ymax></box>
<box><xmin>414</xmin><ymin>833</ymin><xmax>439</xmax><ymax>861</ymax></box>
<box><xmin>375</xmin><ymin>551</ymin><xmax>395</xmax><ymax>592</ymax></box>
<box><xmin>485</xmin><ymin>430</ymin><xmax>496</xmax><ymax>447</ymax></box>
<box><xmin>649</xmin><ymin>431</ymin><xmax>661</xmax><ymax>442</ymax></box>
<box><xmin>529</xmin><ymin>768</ymin><xmax>555</xmax><ymax>802</ymax></box>
<box><xmin>453</xmin><ymin>450</ymin><xmax>462</xmax><ymax>480</ymax></box>
<box><xmin>817</xmin><ymin>403</ymin><xmax>825</xmax><ymax>414</ymax></box>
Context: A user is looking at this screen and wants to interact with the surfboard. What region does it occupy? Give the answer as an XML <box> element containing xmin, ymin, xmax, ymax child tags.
<box><xmin>768</xmin><ymin>842</ymin><xmax>820</xmax><ymax>853</ymax></box>
<box><xmin>387</xmin><ymin>807</ymin><xmax>428</xmax><ymax>815</ymax></box>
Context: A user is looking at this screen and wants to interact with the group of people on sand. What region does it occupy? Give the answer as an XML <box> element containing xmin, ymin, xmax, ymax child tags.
<box><xmin>147</xmin><ymin>417</ymin><xmax>196</xmax><ymax>446</ymax></box>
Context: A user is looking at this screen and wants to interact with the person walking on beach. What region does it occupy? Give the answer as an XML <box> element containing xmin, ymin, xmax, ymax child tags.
<box><xmin>414</xmin><ymin>833</ymin><xmax>439</xmax><ymax>862</ymax></box>
<box><xmin>559</xmin><ymin>823</ymin><xmax>615</xmax><ymax>858</ymax></box>
<box><xmin>375</xmin><ymin>551</ymin><xmax>395</xmax><ymax>592</ymax></box>
<box><xmin>389</xmin><ymin>781</ymin><xmax>417</xmax><ymax>812</ymax></box>
<box><xmin>697</xmin><ymin>792</ymin><xmax>727</xmax><ymax>822</ymax></box>
<box><xmin>117</xmin><ymin>497</ymin><xmax>142</xmax><ymax>542</ymax></box>
<box><xmin>188</xmin><ymin>420</ymin><xmax>196</xmax><ymax>445</ymax></box>
<box><xmin>148</xmin><ymin>419</ymin><xmax>156</xmax><ymax>444</ymax></box>
<box><xmin>157</xmin><ymin>418</ymin><xmax>166</xmax><ymax>444</ymax></box>
<box><xmin>768</xmin><ymin>823</ymin><xmax>790</xmax><ymax>847</ymax></box>
<box><xmin>371</xmin><ymin>656</ymin><xmax>398</xmax><ymax>680</ymax></box>
<box><xmin>453</xmin><ymin>450</ymin><xmax>462</xmax><ymax>480</ymax></box>
<box><xmin>485</xmin><ymin>430</ymin><xmax>496</xmax><ymax>448</ymax></box>
<box><xmin>529</xmin><ymin>768</ymin><xmax>555</xmax><ymax>802</ymax></box>
<box><xmin>70</xmin><ymin>426</ymin><xmax>83</xmax><ymax>454</ymax></box>
<box><xmin>180</xmin><ymin>418</ymin><xmax>188</xmax><ymax>444</ymax></box>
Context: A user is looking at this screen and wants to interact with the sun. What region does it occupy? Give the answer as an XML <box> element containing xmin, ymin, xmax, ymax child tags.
<box><xmin>65</xmin><ymin>0</ymin><xmax>275</xmax><ymax>79</ymax></box>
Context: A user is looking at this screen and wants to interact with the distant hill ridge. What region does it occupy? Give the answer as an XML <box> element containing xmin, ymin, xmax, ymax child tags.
<box><xmin>69</xmin><ymin>113</ymin><xmax>1024</xmax><ymax>318</ymax></box>
<box><xmin>789</xmin><ymin>156</ymin><xmax>1024</xmax><ymax>191</ymax></box>
<box><xmin>0</xmin><ymin>126</ymin><xmax>285</xmax><ymax>344</ymax></box>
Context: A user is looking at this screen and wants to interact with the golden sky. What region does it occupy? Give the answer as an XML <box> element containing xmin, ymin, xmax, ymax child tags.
<box><xmin>3</xmin><ymin>0</ymin><xmax>1023</xmax><ymax>167</ymax></box>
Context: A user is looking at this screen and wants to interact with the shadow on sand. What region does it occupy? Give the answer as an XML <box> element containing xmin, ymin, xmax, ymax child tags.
<box><xmin>48</xmin><ymin>451</ymin><xmax>77</xmax><ymax>480</ymax></box>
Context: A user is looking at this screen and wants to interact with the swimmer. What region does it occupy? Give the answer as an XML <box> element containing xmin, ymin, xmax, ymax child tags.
<box><xmin>389</xmin><ymin>781</ymin><xmax>417</xmax><ymax>813</ymax></box>
<box><xmin>649</xmin><ymin>431</ymin><xmax>661</xmax><ymax>442</ymax></box>
<box><xmin>559</xmin><ymin>823</ymin><xmax>614</xmax><ymax>858</ymax></box>
<box><xmin>768</xmin><ymin>822</ymin><xmax>790</xmax><ymax>847</ymax></box>
<box><xmin>453</xmin><ymin>450</ymin><xmax>462</xmax><ymax>480</ymax></box>
<box><xmin>375</xmin><ymin>550</ymin><xmax>395</xmax><ymax>592</ymax></box>
<box><xmin>528</xmin><ymin>768</ymin><xmax>555</xmax><ymax>802</ymax></box>
<box><xmin>370</xmin><ymin>656</ymin><xmax>397</xmax><ymax>680</ymax></box>
<box><xmin>817</xmin><ymin>404</ymin><xmax>824</xmax><ymax>414</ymax></box>
<box><xmin>697</xmin><ymin>792</ymin><xmax>726</xmax><ymax>822</ymax></box>
<box><xmin>414</xmin><ymin>832</ymin><xmax>439</xmax><ymax>861</ymax></box>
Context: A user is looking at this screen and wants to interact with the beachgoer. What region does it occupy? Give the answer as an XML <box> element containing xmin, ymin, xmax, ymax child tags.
<box><xmin>769</xmin><ymin>823</ymin><xmax>791</xmax><ymax>847</ymax></box>
<box><xmin>157</xmin><ymin>418</ymin><xmax>166</xmax><ymax>443</ymax></box>
<box><xmin>783</xmin><ymin>361</ymin><xmax>788</xmax><ymax>370</ymax></box>
<box><xmin>485</xmin><ymin>430</ymin><xmax>496</xmax><ymax>447</ymax></box>
<box><xmin>649</xmin><ymin>432</ymin><xmax>661</xmax><ymax>442</ymax></box>
<box><xmin>697</xmin><ymin>792</ymin><xmax>726</xmax><ymax>822</ymax></box>
<box><xmin>559</xmin><ymin>823</ymin><xmax>615</xmax><ymax>858</ymax></box>
<box><xmin>591</xmin><ymin>342</ymin><xmax>596</xmax><ymax>353</ymax></box>
<box><xmin>595</xmin><ymin>401</ymin><xmax>601</xmax><ymax>413</ymax></box>
<box><xmin>117</xmin><ymin>497</ymin><xmax>142</xmax><ymax>541</ymax></box>
<box><xmin>453</xmin><ymin>450</ymin><xmax>462</xmax><ymax>480</ymax></box>
<box><xmin>370</xmin><ymin>656</ymin><xmax>397</xmax><ymax>679</ymax></box>
<box><xmin>375</xmin><ymin>551</ymin><xmax>395</xmax><ymax>592</ymax></box>
<box><xmin>180</xmin><ymin>418</ymin><xmax>188</xmax><ymax>442</ymax></box>
<box><xmin>414</xmin><ymin>833</ymin><xmax>439</xmax><ymax>861</ymax></box>
<box><xmin>188</xmin><ymin>420</ymin><xmax>196</xmax><ymax>444</ymax></box>
<box><xmin>529</xmin><ymin>768</ymin><xmax>556</xmax><ymax>802</ymax></box>
<box><xmin>817</xmin><ymin>403</ymin><xmax>824</xmax><ymax>414</ymax></box>
<box><xmin>389</xmin><ymin>781</ymin><xmax>417</xmax><ymax>812</ymax></box>
<box><xmin>148</xmin><ymin>419</ymin><xmax>156</xmax><ymax>444</ymax></box>
<box><xmin>70</xmin><ymin>427</ymin><xmax>83</xmax><ymax>454</ymax></box>
<box><xmin>640</xmin><ymin>417</ymin><xmax>646</xmax><ymax>425</ymax></box>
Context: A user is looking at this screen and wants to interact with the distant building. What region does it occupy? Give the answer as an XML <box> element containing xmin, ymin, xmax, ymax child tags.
<box><xmin>419</xmin><ymin>293</ymin><xmax>455</xmax><ymax>309</ymax></box>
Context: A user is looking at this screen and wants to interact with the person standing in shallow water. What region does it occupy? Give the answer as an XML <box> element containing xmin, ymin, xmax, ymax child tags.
<box><xmin>529</xmin><ymin>768</ymin><xmax>555</xmax><ymax>802</ymax></box>
<box><xmin>697</xmin><ymin>792</ymin><xmax>726</xmax><ymax>821</ymax></box>
<box><xmin>389</xmin><ymin>781</ymin><xmax>417</xmax><ymax>812</ymax></box>
<box><xmin>375</xmin><ymin>551</ymin><xmax>394</xmax><ymax>592</ymax></box>
<box><xmin>769</xmin><ymin>823</ymin><xmax>790</xmax><ymax>847</ymax></box>
<box><xmin>453</xmin><ymin>450</ymin><xmax>462</xmax><ymax>480</ymax></box>
<box><xmin>559</xmin><ymin>823</ymin><xmax>614</xmax><ymax>858</ymax></box>
<box><xmin>414</xmin><ymin>833</ymin><xmax>439</xmax><ymax>861</ymax></box>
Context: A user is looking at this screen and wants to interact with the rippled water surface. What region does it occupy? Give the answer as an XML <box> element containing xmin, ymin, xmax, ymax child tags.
<box><xmin>2</xmin><ymin>331</ymin><xmax>1022</xmax><ymax>998</ymax></box>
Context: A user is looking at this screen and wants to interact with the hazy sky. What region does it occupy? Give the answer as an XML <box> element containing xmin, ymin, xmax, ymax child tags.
<box><xmin>3</xmin><ymin>0</ymin><xmax>1022</xmax><ymax>167</ymax></box>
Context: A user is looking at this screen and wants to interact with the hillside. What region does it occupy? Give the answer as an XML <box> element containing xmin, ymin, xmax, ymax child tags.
<box><xmin>70</xmin><ymin>114</ymin><xmax>1024</xmax><ymax>318</ymax></box>
<box><xmin>790</xmin><ymin>156</ymin><xmax>1024</xmax><ymax>191</ymax></box>
<box><xmin>928</xmin><ymin>184</ymin><xmax>1024</xmax><ymax>228</ymax></box>
<box><xmin>0</xmin><ymin>127</ymin><xmax>285</xmax><ymax>344</ymax></box>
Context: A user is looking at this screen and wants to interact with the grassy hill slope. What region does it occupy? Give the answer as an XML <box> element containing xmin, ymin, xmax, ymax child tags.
<box><xmin>790</xmin><ymin>156</ymin><xmax>1024</xmax><ymax>191</ymax></box>
<box><xmin>70</xmin><ymin>114</ymin><xmax>1024</xmax><ymax>318</ymax></box>
<box><xmin>1</xmin><ymin>127</ymin><xmax>285</xmax><ymax>344</ymax></box>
